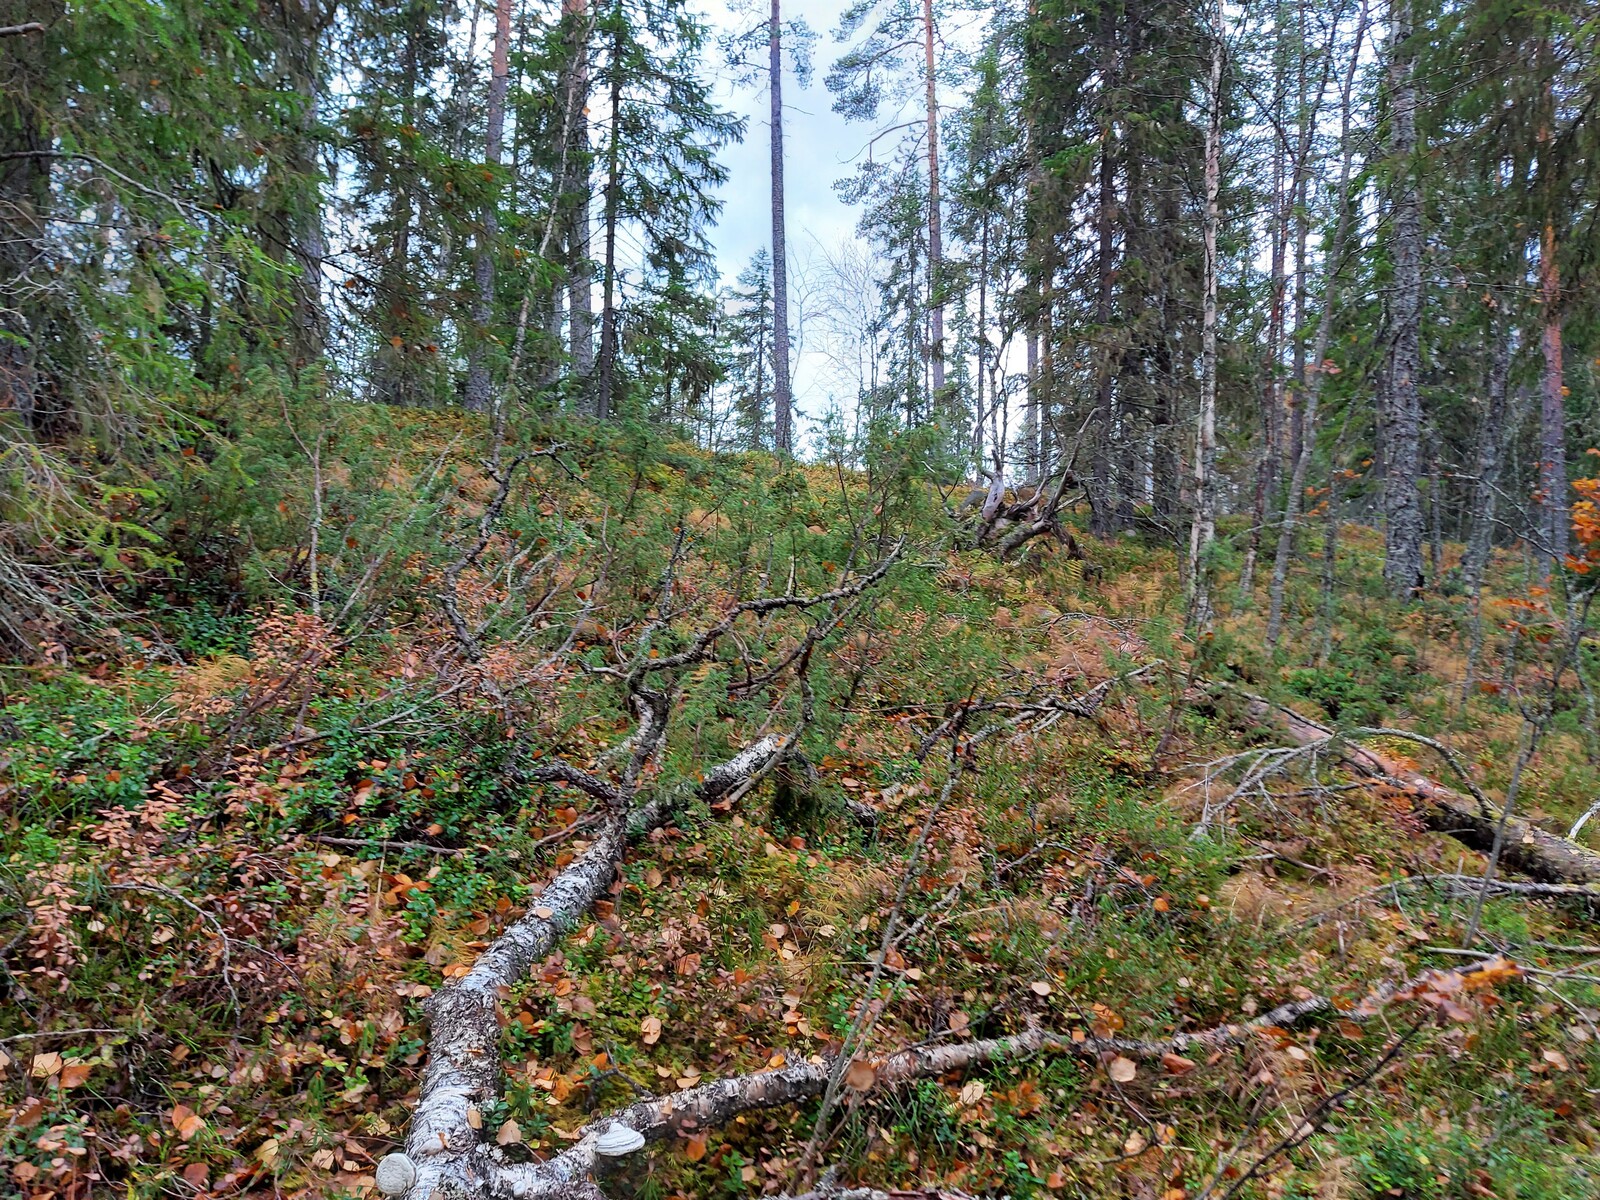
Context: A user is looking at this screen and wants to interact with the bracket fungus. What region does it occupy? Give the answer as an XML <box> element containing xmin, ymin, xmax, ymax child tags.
<box><xmin>374</xmin><ymin>1152</ymin><xmax>418</xmax><ymax>1197</ymax></box>
<box><xmin>593</xmin><ymin>1121</ymin><xmax>646</xmax><ymax>1157</ymax></box>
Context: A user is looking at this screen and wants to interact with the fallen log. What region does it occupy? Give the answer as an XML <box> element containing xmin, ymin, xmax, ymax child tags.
<box><xmin>1236</xmin><ymin>690</ymin><xmax>1600</xmax><ymax>885</ymax></box>
<box><xmin>387</xmin><ymin>736</ymin><xmax>788</xmax><ymax>1200</ymax></box>
<box><xmin>384</xmin><ymin>949</ymin><xmax>1507</xmax><ymax>1198</ymax></box>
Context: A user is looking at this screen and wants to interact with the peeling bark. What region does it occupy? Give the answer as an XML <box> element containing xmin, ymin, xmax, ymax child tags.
<box><xmin>395</xmin><ymin>736</ymin><xmax>787</xmax><ymax>1200</ymax></box>
<box><xmin>452</xmin><ymin>961</ymin><xmax>1487</xmax><ymax>1199</ymax></box>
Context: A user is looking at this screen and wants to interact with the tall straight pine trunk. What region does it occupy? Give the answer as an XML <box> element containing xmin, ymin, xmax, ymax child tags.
<box><xmin>464</xmin><ymin>0</ymin><xmax>513</xmax><ymax>413</ymax></box>
<box><xmin>923</xmin><ymin>0</ymin><xmax>945</xmax><ymax>398</ymax></box>
<box><xmin>769</xmin><ymin>0</ymin><xmax>793</xmax><ymax>452</ymax></box>
<box><xmin>1380</xmin><ymin>0</ymin><xmax>1425</xmax><ymax>597</ymax></box>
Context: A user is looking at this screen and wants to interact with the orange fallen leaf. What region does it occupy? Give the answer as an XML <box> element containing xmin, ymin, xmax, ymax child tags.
<box><xmin>1160</xmin><ymin>1053</ymin><xmax>1196</xmax><ymax>1076</ymax></box>
<box><xmin>844</xmin><ymin>1059</ymin><xmax>877</xmax><ymax>1091</ymax></box>
<box><xmin>171</xmin><ymin>1103</ymin><xmax>205</xmax><ymax>1141</ymax></box>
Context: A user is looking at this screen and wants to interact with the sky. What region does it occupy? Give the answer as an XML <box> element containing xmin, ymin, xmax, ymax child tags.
<box><xmin>698</xmin><ymin>0</ymin><xmax>860</xmax><ymax>273</ymax></box>
<box><xmin>695</xmin><ymin>0</ymin><xmax>873</xmax><ymax>435</ymax></box>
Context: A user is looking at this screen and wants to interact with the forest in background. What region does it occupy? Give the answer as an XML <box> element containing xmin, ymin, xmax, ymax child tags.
<box><xmin>3</xmin><ymin>1</ymin><xmax>1600</xmax><ymax>1199</ymax></box>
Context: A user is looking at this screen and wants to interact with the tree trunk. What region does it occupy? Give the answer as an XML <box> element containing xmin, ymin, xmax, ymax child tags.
<box><xmin>463</xmin><ymin>0</ymin><xmax>512</xmax><ymax>413</ymax></box>
<box><xmin>564</xmin><ymin>0</ymin><xmax>595</xmax><ymax>408</ymax></box>
<box><xmin>1239</xmin><ymin>41</ymin><xmax>1289</xmax><ymax>597</ymax></box>
<box><xmin>1239</xmin><ymin>693</ymin><xmax>1600</xmax><ymax>885</ymax></box>
<box><xmin>594</xmin><ymin>10</ymin><xmax>624</xmax><ymax>421</ymax></box>
<box><xmin>922</xmin><ymin>0</ymin><xmax>944</xmax><ymax>399</ymax></box>
<box><xmin>1186</xmin><ymin>1</ymin><xmax>1223</xmax><ymax>630</ymax></box>
<box><xmin>258</xmin><ymin>0</ymin><xmax>328</xmax><ymax>373</ymax></box>
<box><xmin>1264</xmin><ymin>1</ymin><xmax>1367</xmax><ymax>648</ymax></box>
<box><xmin>1090</xmin><ymin>128</ymin><xmax>1117</xmax><ymax>536</ymax></box>
<box><xmin>1026</xmin><ymin>328</ymin><xmax>1040</xmax><ymax>477</ymax></box>
<box><xmin>1538</xmin><ymin>217</ymin><xmax>1566</xmax><ymax>575</ymax></box>
<box><xmin>0</xmin><ymin>1</ymin><xmax>55</xmax><ymax>430</ymax></box>
<box><xmin>770</xmin><ymin>0</ymin><xmax>793</xmax><ymax>452</ymax></box>
<box><xmin>1462</xmin><ymin>326</ymin><xmax>1512</xmax><ymax>597</ymax></box>
<box><xmin>1379</xmin><ymin>0</ymin><xmax>1425</xmax><ymax>598</ymax></box>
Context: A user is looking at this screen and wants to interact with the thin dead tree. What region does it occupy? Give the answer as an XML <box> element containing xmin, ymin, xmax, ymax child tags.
<box><xmin>1264</xmin><ymin>0</ymin><xmax>1369</xmax><ymax>648</ymax></box>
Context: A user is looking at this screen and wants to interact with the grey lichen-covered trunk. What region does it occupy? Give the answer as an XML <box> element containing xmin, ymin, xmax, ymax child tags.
<box><xmin>1264</xmin><ymin>0</ymin><xmax>1367</xmax><ymax>648</ymax></box>
<box><xmin>564</xmin><ymin>0</ymin><xmax>595</xmax><ymax>405</ymax></box>
<box><xmin>1379</xmin><ymin>0</ymin><xmax>1425</xmax><ymax>598</ymax></box>
<box><xmin>1462</xmin><ymin>322</ymin><xmax>1513</xmax><ymax>597</ymax></box>
<box><xmin>1538</xmin><ymin>218</ymin><xmax>1567</xmax><ymax>575</ymax></box>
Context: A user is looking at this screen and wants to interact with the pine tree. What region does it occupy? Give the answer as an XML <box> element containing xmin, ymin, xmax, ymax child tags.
<box><xmin>592</xmin><ymin>0</ymin><xmax>743</xmax><ymax>420</ymax></box>
<box><xmin>722</xmin><ymin>1</ymin><xmax>814</xmax><ymax>454</ymax></box>
<box><xmin>828</xmin><ymin>0</ymin><xmax>952</xmax><ymax>425</ymax></box>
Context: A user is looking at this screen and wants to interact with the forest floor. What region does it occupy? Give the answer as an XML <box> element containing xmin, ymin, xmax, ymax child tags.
<box><xmin>2</xmin><ymin>404</ymin><xmax>1598</xmax><ymax>1200</ymax></box>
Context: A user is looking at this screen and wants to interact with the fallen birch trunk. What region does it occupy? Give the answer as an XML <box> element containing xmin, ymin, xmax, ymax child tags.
<box><xmin>391</xmin><ymin>951</ymin><xmax>1502</xmax><ymax>1199</ymax></box>
<box><xmin>386</xmin><ymin>735</ymin><xmax>787</xmax><ymax>1200</ymax></box>
<box><xmin>1238</xmin><ymin>692</ymin><xmax>1600</xmax><ymax>885</ymax></box>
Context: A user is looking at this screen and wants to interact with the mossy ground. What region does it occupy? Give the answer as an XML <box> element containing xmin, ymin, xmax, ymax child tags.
<box><xmin>2</xmin><ymin>404</ymin><xmax>1596</xmax><ymax>1200</ymax></box>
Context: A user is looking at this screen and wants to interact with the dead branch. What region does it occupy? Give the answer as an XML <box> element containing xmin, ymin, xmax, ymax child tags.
<box><xmin>388</xmin><ymin>735</ymin><xmax>790</xmax><ymax>1200</ymax></box>
<box><xmin>0</xmin><ymin>1027</ymin><xmax>121</xmax><ymax>1045</ymax></box>
<box><xmin>103</xmin><ymin>882</ymin><xmax>244</xmax><ymax>1022</ymax></box>
<box><xmin>1300</xmin><ymin>873</ymin><xmax>1600</xmax><ymax>924</ymax></box>
<box><xmin>432</xmin><ymin>961</ymin><xmax>1501</xmax><ymax>1200</ymax></box>
<box><xmin>0</xmin><ymin>21</ymin><xmax>45</xmax><ymax>36</ymax></box>
<box><xmin>312</xmin><ymin>836</ymin><xmax>465</xmax><ymax>858</ymax></box>
<box><xmin>1230</xmin><ymin>687</ymin><xmax>1600</xmax><ymax>884</ymax></box>
<box><xmin>619</xmin><ymin>540</ymin><xmax>906</xmax><ymax>683</ymax></box>
<box><xmin>439</xmin><ymin>456</ymin><xmax>527</xmax><ymax>662</ymax></box>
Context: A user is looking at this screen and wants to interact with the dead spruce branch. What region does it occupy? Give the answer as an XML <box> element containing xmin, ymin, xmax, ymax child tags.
<box><xmin>1231</xmin><ymin>687</ymin><xmax>1600</xmax><ymax>885</ymax></box>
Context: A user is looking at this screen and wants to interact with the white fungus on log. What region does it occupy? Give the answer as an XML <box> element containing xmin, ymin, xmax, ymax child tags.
<box><xmin>593</xmin><ymin>1121</ymin><xmax>646</xmax><ymax>1157</ymax></box>
<box><xmin>374</xmin><ymin>1152</ymin><xmax>418</xmax><ymax>1196</ymax></box>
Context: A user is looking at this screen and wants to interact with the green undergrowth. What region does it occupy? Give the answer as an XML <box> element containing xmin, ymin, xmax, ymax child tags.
<box><xmin>1</xmin><ymin>404</ymin><xmax>1597</xmax><ymax>1200</ymax></box>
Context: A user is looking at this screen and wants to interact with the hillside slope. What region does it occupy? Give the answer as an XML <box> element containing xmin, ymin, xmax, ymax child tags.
<box><xmin>2</xmin><ymin>407</ymin><xmax>1598</xmax><ymax>1200</ymax></box>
